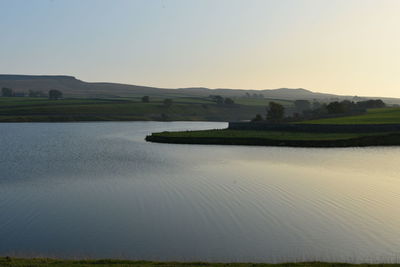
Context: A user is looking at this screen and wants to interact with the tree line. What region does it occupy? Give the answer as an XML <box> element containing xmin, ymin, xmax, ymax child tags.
<box><xmin>1</xmin><ymin>87</ymin><xmax>63</xmax><ymax>100</ymax></box>
<box><xmin>141</xmin><ymin>96</ymin><xmax>174</xmax><ymax>108</ymax></box>
<box><xmin>295</xmin><ymin>99</ymin><xmax>385</xmax><ymax>118</ymax></box>
<box><xmin>209</xmin><ymin>95</ymin><xmax>235</xmax><ymax>105</ymax></box>
<box><xmin>252</xmin><ymin>99</ymin><xmax>386</xmax><ymax>123</ymax></box>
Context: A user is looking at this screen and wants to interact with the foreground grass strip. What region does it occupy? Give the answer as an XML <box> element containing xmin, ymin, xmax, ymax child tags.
<box><xmin>0</xmin><ymin>258</ymin><xmax>399</xmax><ymax>267</ymax></box>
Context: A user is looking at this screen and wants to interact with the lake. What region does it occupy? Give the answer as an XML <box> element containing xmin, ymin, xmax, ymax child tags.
<box><xmin>0</xmin><ymin>122</ymin><xmax>399</xmax><ymax>263</ymax></box>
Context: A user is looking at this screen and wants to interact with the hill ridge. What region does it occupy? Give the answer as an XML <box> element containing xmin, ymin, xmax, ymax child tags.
<box><xmin>1</xmin><ymin>74</ymin><xmax>399</xmax><ymax>104</ymax></box>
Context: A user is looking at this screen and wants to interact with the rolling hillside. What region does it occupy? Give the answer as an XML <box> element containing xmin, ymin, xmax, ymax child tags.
<box><xmin>2</xmin><ymin>74</ymin><xmax>399</xmax><ymax>103</ymax></box>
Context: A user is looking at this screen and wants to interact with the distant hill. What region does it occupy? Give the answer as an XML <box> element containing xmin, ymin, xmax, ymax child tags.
<box><xmin>0</xmin><ymin>75</ymin><xmax>166</xmax><ymax>98</ymax></box>
<box><xmin>1</xmin><ymin>74</ymin><xmax>399</xmax><ymax>104</ymax></box>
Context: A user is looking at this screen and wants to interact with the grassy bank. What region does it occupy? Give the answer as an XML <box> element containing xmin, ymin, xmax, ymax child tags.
<box><xmin>0</xmin><ymin>97</ymin><xmax>292</xmax><ymax>122</ymax></box>
<box><xmin>150</xmin><ymin>129</ymin><xmax>388</xmax><ymax>140</ymax></box>
<box><xmin>0</xmin><ymin>258</ymin><xmax>399</xmax><ymax>267</ymax></box>
<box><xmin>146</xmin><ymin>129</ymin><xmax>400</xmax><ymax>147</ymax></box>
<box><xmin>301</xmin><ymin>108</ymin><xmax>400</xmax><ymax>124</ymax></box>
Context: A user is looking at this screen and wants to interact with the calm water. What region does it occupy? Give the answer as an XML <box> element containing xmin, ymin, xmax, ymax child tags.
<box><xmin>0</xmin><ymin>122</ymin><xmax>400</xmax><ymax>263</ymax></box>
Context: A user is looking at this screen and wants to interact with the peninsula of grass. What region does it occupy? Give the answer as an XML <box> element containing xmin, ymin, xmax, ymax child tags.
<box><xmin>1</xmin><ymin>257</ymin><xmax>399</xmax><ymax>267</ymax></box>
<box><xmin>145</xmin><ymin>129</ymin><xmax>400</xmax><ymax>147</ymax></box>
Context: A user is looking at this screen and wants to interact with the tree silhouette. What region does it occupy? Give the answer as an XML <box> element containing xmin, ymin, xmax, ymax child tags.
<box><xmin>266</xmin><ymin>102</ymin><xmax>285</xmax><ymax>122</ymax></box>
<box><xmin>48</xmin><ymin>90</ymin><xmax>63</xmax><ymax>100</ymax></box>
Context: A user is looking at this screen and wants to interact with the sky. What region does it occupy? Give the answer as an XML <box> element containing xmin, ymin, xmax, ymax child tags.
<box><xmin>1</xmin><ymin>0</ymin><xmax>400</xmax><ymax>97</ymax></box>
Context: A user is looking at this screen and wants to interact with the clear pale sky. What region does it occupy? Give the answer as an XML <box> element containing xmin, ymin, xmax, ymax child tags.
<box><xmin>1</xmin><ymin>0</ymin><xmax>400</xmax><ymax>97</ymax></box>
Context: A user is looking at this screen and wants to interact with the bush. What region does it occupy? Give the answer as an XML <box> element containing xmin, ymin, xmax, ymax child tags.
<box><xmin>142</xmin><ymin>96</ymin><xmax>150</xmax><ymax>103</ymax></box>
<box><xmin>48</xmin><ymin>90</ymin><xmax>63</xmax><ymax>100</ymax></box>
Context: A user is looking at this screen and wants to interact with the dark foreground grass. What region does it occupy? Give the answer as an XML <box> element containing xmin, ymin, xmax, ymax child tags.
<box><xmin>146</xmin><ymin>129</ymin><xmax>400</xmax><ymax>147</ymax></box>
<box><xmin>1</xmin><ymin>258</ymin><xmax>399</xmax><ymax>267</ymax></box>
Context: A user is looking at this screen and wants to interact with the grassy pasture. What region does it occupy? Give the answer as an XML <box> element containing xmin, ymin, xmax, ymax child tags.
<box><xmin>0</xmin><ymin>96</ymin><xmax>281</xmax><ymax>122</ymax></box>
<box><xmin>232</xmin><ymin>97</ymin><xmax>293</xmax><ymax>107</ymax></box>
<box><xmin>301</xmin><ymin>108</ymin><xmax>400</xmax><ymax>124</ymax></box>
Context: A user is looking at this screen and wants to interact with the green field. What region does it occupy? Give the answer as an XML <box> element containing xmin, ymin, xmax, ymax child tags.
<box><xmin>0</xmin><ymin>258</ymin><xmax>398</xmax><ymax>267</ymax></box>
<box><xmin>151</xmin><ymin>129</ymin><xmax>386</xmax><ymax>141</ymax></box>
<box><xmin>0</xmin><ymin>97</ymin><xmax>291</xmax><ymax>122</ymax></box>
<box><xmin>301</xmin><ymin>108</ymin><xmax>400</xmax><ymax>124</ymax></box>
<box><xmin>3</xmin><ymin>97</ymin><xmax>400</xmax><ymax>124</ymax></box>
<box><xmin>232</xmin><ymin>97</ymin><xmax>292</xmax><ymax>107</ymax></box>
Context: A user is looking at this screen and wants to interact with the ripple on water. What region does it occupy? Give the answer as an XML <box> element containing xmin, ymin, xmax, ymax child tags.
<box><xmin>0</xmin><ymin>122</ymin><xmax>399</xmax><ymax>262</ymax></box>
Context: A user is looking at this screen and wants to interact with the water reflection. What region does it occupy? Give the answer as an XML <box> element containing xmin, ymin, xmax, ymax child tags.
<box><xmin>0</xmin><ymin>122</ymin><xmax>399</xmax><ymax>262</ymax></box>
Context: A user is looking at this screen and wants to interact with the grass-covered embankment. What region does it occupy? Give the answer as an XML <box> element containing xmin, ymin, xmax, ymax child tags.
<box><xmin>0</xmin><ymin>258</ymin><xmax>399</xmax><ymax>267</ymax></box>
<box><xmin>145</xmin><ymin>129</ymin><xmax>400</xmax><ymax>147</ymax></box>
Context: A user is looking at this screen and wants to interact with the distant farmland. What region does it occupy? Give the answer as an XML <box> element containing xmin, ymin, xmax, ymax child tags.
<box><xmin>301</xmin><ymin>108</ymin><xmax>400</xmax><ymax>124</ymax></box>
<box><xmin>0</xmin><ymin>96</ymin><xmax>293</xmax><ymax>122</ymax></box>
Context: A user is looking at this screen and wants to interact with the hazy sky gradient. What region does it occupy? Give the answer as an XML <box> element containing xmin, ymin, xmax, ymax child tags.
<box><xmin>1</xmin><ymin>0</ymin><xmax>400</xmax><ymax>97</ymax></box>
